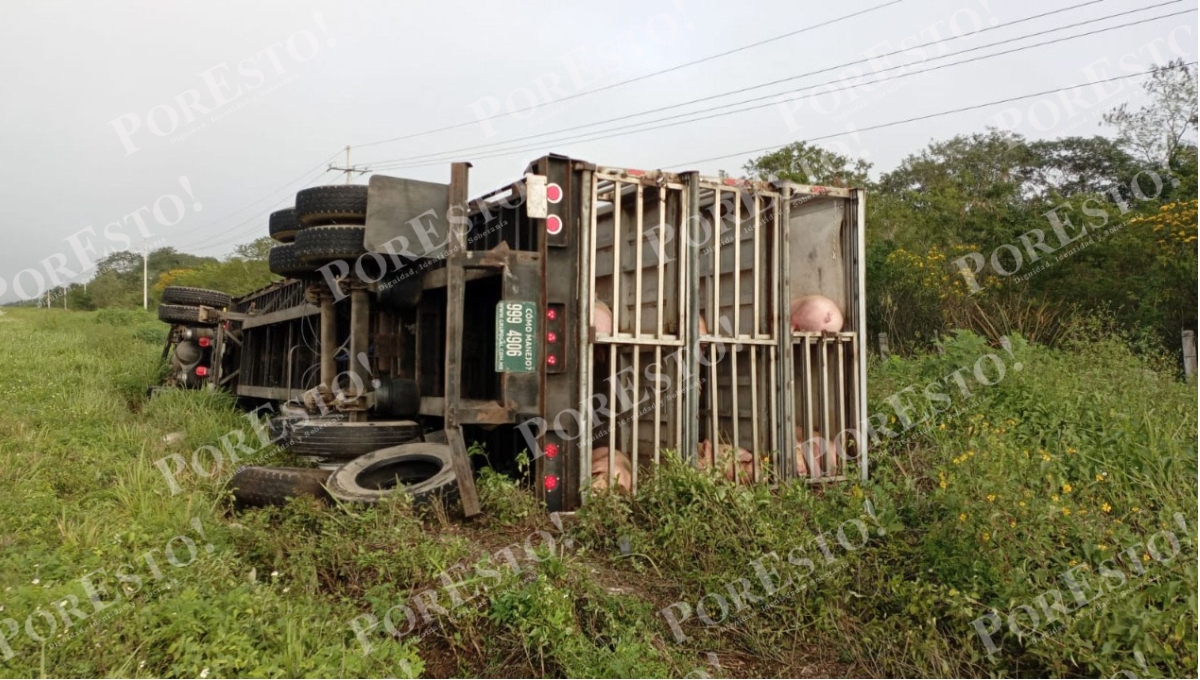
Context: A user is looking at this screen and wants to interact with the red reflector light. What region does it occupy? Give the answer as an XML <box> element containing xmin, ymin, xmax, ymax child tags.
<box><xmin>546</xmin><ymin>183</ymin><xmax>563</xmax><ymax>203</ymax></box>
<box><xmin>547</xmin><ymin>331</ymin><xmax>558</xmax><ymax>343</ymax></box>
<box><xmin>198</xmin><ymin>337</ymin><xmax>212</xmax><ymax>347</ymax></box>
<box><xmin>546</xmin><ymin>214</ymin><xmax>563</xmax><ymax>235</ymax></box>
<box><xmin>544</xmin><ymin>474</ymin><xmax>559</xmax><ymax>491</ymax></box>
<box><xmin>195</xmin><ymin>365</ymin><xmax>209</xmax><ymax>377</ymax></box>
<box><xmin>546</xmin><ymin>355</ymin><xmax>558</xmax><ymax>367</ymax></box>
<box><xmin>546</xmin><ymin>308</ymin><xmax>557</xmax><ymax>321</ymax></box>
<box><xmin>545</xmin><ymin>443</ymin><xmax>559</xmax><ymax>459</ymax></box>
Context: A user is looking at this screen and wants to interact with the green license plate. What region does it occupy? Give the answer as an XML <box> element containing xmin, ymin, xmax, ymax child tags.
<box><xmin>495</xmin><ymin>301</ymin><xmax>538</xmax><ymax>373</ymax></box>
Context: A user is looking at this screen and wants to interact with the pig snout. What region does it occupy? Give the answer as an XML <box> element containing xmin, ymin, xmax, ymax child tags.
<box><xmin>789</xmin><ymin>295</ymin><xmax>844</xmax><ymax>333</ymax></box>
<box><xmin>591</xmin><ymin>446</ymin><xmax>632</xmax><ymax>493</ymax></box>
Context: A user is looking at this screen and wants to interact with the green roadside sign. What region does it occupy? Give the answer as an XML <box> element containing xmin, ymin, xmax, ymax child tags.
<box><xmin>495</xmin><ymin>301</ymin><xmax>538</xmax><ymax>373</ymax></box>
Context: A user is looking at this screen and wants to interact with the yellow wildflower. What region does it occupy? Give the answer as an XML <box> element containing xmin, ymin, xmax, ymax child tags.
<box><xmin>1062</xmin><ymin>483</ymin><xmax>1072</xmax><ymax>494</ymax></box>
<box><xmin>959</xmin><ymin>513</ymin><xmax>967</xmax><ymax>522</ymax></box>
<box><xmin>987</xmin><ymin>494</ymin><xmax>996</xmax><ymax>503</ymax></box>
<box><xmin>1062</xmin><ymin>507</ymin><xmax>1072</xmax><ymax>516</ymax></box>
<box><xmin>1102</xmin><ymin>503</ymin><xmax>1112</xmax><ymax>513</ymax></box>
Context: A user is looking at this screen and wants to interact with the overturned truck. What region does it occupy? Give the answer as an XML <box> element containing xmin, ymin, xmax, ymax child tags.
<box><xmin>158</xmin><ymin>154</ymin><xmax>868</xmax><ymax>513</ymax></box>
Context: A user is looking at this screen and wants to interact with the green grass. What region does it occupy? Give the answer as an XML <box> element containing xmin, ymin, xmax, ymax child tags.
<box><xmin>0</xmin><ymin>308</ymin><xmax>1194</xmax><ymax>678</ymax></box>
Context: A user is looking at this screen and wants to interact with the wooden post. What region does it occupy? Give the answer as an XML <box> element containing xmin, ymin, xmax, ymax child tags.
<box><xmin>443</xmin><ymin>162</ymin><xmax>481</xmax><ymax>518</ymax></box>
<box><xmin>878</xmin><ymin>332</ymin><xmax>889</xmax><ymax>358</ymax></box>
<box><xmin>1183</xmin><ymin>330</ymin><xmax>1196</xmax><ymax>379</ymax></box>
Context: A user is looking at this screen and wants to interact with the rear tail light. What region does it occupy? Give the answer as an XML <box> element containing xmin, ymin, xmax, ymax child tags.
<box><xmin>198</xmin><ymin>337</ymin><xmax>212</xmax><ymax>348</ymax></box>
<box><xmin>545</xmin><ymin>303</ymin><xmax>565</xmax><ymax>374</ymax></box>
<box><xmin>195</xmin><ymin>365</ymin><xmax>209</xmax><ymax>377</ymax></box>
<box><xmin>543</xmin><ymin>474</ymin><xmax>559</xmax><ymax>491</ymax></box>
<box><xmin>544</xmin><ymin>443</ymin><xmax>559</xmax><ymax>459</ymax></box>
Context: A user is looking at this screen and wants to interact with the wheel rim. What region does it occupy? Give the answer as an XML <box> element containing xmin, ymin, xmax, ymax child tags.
<box><xmin>355</xmin><ymin>455</ymin><xmax>444</xmax><ymax>490</ymax></box>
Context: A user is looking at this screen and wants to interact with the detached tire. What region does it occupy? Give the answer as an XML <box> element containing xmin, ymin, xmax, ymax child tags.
<box><xmin>269</xmin><ymin>244</ymin><xmax>316</xmax><ymax>278</ymax></box>
<box><xmin>274</xmin><ymin>419</ymin><xmax>423</xmax><ymax>461</ymax></box>
<box><xmin>328</xmin><ymin>443</ymin><xmax>457</xmax><ymax>505</ymax></box>
<box><xmin>228</xmin><ymin>466</ymin><xmax>331</xmax><ymax>508</ymax></box>
<box><xmin>294</xmin><ymin>225</ymin><xmax>367</xmax><ymax>264</ymax></box>
<box><xmin>296</xmin><ymin>185</ymin><xmax>368</xmax><ymax>226</ymax></box>
<box><xmin>162</xmin><ymin>286</ymin><xmax>230</xmax><ymax>308</ymax></box>
<box><xmin>158</xmin><ymin>303</ymin><xmax>216</xmax><ymax>326</ymax></box>
<box><xmin>269</xmin><ymin>208</ymin><xmax>302</xmax><ymax>243</ymax></box>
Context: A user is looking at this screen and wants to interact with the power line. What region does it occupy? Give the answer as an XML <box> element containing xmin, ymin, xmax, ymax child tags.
<box><xmin>359</xmin><ymin>0</ymin><xmax>1121</xmax><ymax>168</ymax></box>
<box><xmin>367</xmin><ymin>5</ymin><xmax>1191</xmax><ymax>172</ymax></box>
<box><xmin>188</xmin><ymin>168</ymin><xmax>338</xmax><ymax>255</ymax></box>
<box><xmin>350</xmin><ymin>0</ymin><xmax>906</xmax><ymax>151</ymax></box>
<box><xmin>668</xmin><ymin>61</ymin><xmax>1199</xmax><ymax>168</ymax></box>
<box><xmin>171</xmin><ymin>154</ymin><xmax>341</xmax><ymax>253</ymax></box>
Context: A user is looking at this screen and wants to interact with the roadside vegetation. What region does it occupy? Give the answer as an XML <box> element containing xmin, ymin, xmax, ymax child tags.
<box><xmin>0</xmin><ymin>308</ymin><xmax>1193</xmax><ymax>677</ymax></box>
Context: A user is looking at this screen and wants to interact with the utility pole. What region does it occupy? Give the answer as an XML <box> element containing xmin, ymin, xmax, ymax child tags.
<box><xmin>142</xmin><ymin>243</ymin><xmax>149</xmax><ymax>310</ymax></box>
<box><xmin>328</xmin><ymin>145</ymin><xmax>371</xmax><ymax>184</ymax></box>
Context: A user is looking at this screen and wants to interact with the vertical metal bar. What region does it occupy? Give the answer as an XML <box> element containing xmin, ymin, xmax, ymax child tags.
<box><xmin>653</xmin><ymin>345</ymin><xmax>662</xmax><ymax>466</ymax></box>
<box><xmin>712</xmin><ymin>188</ymin><xmax>722</xmax><ymax>348</ymax></box>
<box><xmin>849</xmin><ymin>334</ymin><xmax>861</xmax><ymax>479</ymax></box>
<box><xmin>350</xmin><ymin>288</ymin><xmax>371</xmax><ymax>414</ymax></box>
<box><xmin>608</xmin><ymin>343</ymin><xmax>617</xmax><ymax>486</ymax></box>
<box><xmin>631</xmin><ymin>349</ymin><xmax>640</xmax><ymax>492</ymax></box>
<box><xmin>682</xmin><ymin>173</ymin><xmax>701</xmax><ymax>464</ymax></box>
<box><xmin>729</xmin><ymin>189</ymin><xmax>741</xmax><ymax>479</ymax></box>
<box><xmin>819</xmin><ymin>337</ymin><xmax>831</xmax><ymax>478</ymax></box>
<box><xmin>803</xmin><ymin>336</ymin><xmax>816</xmax><ymax>481</ymax></box>
<box><xmin>733</xmin><ymin>189</ymin><xmax>741</xmax><ymax>340</ymax></box>
<box><xmin>750</xmin><ymin>347</ymin><xmax>760</xmax><ymax>483</ymax></box>
<box><xmin>612</xmin><ymin>182</ymin><xmax>622</xmax><ymax>337</ymax></box>
<box><xmin>753</xmin><ymin>194</ymin><xmax>762</xmax><ymax>340</ymax></box>
<box><xmin>635</xmin><ymin>185</ymin><xmax>644</xmax><ymax>339</ymax></box>
<box><xmin>836</xmin><ymin>338</ymin><xmax>847</xmax><ymax>477</ymax></box>
<box><xmin>855</xmin><ymin>191</ymin><xmax>869</xmax><ymax>481</ymax></box>
<box><xmin>776</xmin><ymin>188</ymin><xmax>796</xmax><ymax>483</ymax></box>
<box><xmin>443</xmin><ymin>161</ymin><xmax>481</xmax><ymax>517</ymax></box>
<box><xmin>581</xmin><ymin>170</ymin><xmax>597</xmax><ymax>492</ymax></box>
<box><xmin>657</xmin><ymin>190</ymin><xmax>667</xmax><ymax>341</ymax></box>
<box><xmin>710</xmin><ymin>187</ymin><xmax>721</xmax><ymax>469</ymax></box>
<box><xmin>319</xmin><ymin>294</ymin><xmax>336</xmax><ymax>390</ymax></box>
<box><xmin>769</xmin><ymin>345</ymin><xmax>778</xmax><ymax>481</ymax></box>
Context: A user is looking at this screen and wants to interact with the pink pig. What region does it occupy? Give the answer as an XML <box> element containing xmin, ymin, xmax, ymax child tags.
<box><xmin>790</xmin><ymin>295</ymin><xmax>844</xmax><ymax>333</ymax></box>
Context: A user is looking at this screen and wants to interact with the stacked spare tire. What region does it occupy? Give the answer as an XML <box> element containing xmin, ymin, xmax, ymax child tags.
<box><xmin>268</xmin><ymin>185</ymin><xmax>369</xmax><ymax>279</ymax></box>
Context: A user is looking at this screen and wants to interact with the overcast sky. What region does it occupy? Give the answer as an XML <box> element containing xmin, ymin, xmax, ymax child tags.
<box><xmin>0</xmin><ymin>0</ymin><xmax>1195</xmax><ymax>302</ymax></box>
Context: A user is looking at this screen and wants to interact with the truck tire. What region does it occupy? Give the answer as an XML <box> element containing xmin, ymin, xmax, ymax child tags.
<box><xmin>274</xmin><ymin>419</ymin><xmax>423</xmax><ymax>460</ymax></box>
<box><xmin>162</xmin><ymin>286</ymin><xmax>231</xmax><ymax>308</ymax></box>
<box><xmin>295</xmin><ymin>185</ymin><xmax>368</xmax><ymax>226</ymax></box>
<box><xmin>294</xmin><ymin>225</ymin><xmax>367</xmax><ymax>263</ymax></box>
<box><xmin>269</xmin><ymin>244</ymin><xmax>316</xmax><ymax>278</ymax></box>
<box><xmin>327</xmin><ymin>443</ymin><xmax>457</xmax><ymax>505</ymax></box>
<box><xmin>228</xmin><ymin>466</ymin><xmax>331</xmax><ymax>508</ymax></box>
<box><xmin>269</xmin><ymin>208</ymin><xmax>303</xmax><ymax>243</ymax></box>
<box><xmin>158</xmin><ymin>303</ymin><xmax>217</xmax><ymax>326</ymax></box>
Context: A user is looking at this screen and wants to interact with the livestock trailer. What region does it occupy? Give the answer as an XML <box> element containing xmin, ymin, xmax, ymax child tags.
<box><xmin>170</xmin><ymin>154</ymin><xmax>867</xmax><ymax>512</ymax></box>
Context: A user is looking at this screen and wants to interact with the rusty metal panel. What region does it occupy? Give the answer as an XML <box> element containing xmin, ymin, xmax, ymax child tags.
<box><xmin>364</xmin><ymin>174</ymin><xmax>451</xmax><ymax>259</ymax></box>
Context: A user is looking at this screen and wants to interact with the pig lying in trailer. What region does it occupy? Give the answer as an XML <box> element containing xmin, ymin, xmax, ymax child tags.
<box><xmin>593</xmin><ymin>293</ymin><xmax>847</xmax><ymax>485</ymax></box>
